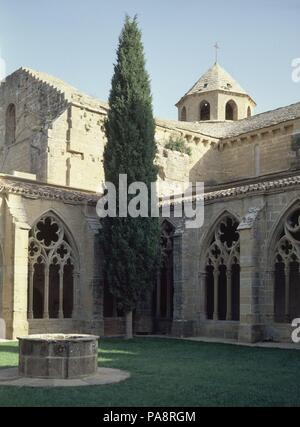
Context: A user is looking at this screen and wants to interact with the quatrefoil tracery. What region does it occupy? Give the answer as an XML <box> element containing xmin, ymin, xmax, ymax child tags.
<box><xmin>275</xmin><ymin>209</ymin><xmax>300</xmax><ymax>265</ymax></box>
<box><xmin>206</xmin><ymin>216</ymin><xmax>240</xmax><ymax>269</ymax></box>
<box><xmin>29</xmin><ymin>216</ymin><xmax>74</xmax><ymax>269</ymax></box>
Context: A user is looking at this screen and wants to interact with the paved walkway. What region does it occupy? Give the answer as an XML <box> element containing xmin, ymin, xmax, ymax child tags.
<box><xmin>2</xmin><ymin>336</ymin><xmax>300</xmax><ymax>350</ymax></box>
<box><xmin>140</xmin><ymin>335</ymin><xmax>300</xmax><ymax>350</ymax></box>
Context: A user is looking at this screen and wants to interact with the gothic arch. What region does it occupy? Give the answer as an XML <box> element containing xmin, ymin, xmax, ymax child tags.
<box><xmin>225</xmin><ymin>100</ymin><xmax>238</xmax><ymax>121</ymax></box>
<box><xmin>200</xmin><ymin>211</ymin><xmax>240</xmax><ymax>321</ymax></box>
<box><xmin>267</xmin><ymin>199</ymin><xmax>300</xmax><ymax>266</ymax></box>
<box><xmin>30</xmin><ymin>210</ymin><xmax>80</xmax><ymax>262</ymax></box>
<box><xmin>199</xmin><ymin>209</ymin><xmax>241</xmax><ymax>271</ymax></box>
<box><xmin>27</xmin><ymin>211</ymin><xmax>80</xmax><ymax>320</ymax></box>
<box><xmin>268</xmin><ymin>200</ymin><xmax>300</xmax><ymax>322</ymax></box>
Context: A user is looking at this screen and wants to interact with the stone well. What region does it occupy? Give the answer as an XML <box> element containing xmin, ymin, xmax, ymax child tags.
<box><xmin>18</xmin><ymin>334</ymin><xmax>99</xmax><ymax>379</ymax></box>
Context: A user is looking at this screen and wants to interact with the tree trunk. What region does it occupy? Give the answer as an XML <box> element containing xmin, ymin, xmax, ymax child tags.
<box><xmin>125</xmin><ymin>311</ymin><xmax>133</xmax><ymax>339</ymax></box>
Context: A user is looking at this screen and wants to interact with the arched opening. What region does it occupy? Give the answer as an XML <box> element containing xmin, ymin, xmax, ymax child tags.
<box><xmin>5</xmin><ymin>104</ymin><xmax>16</xmax><ymax>145</ymax></box>
<box><xmin>205</xmin><ymin>215</ymin><xmax>240</xmax><ymax>321</ymax></box>
<box><xmin>225</xmin><ymin>100</ymin><xmax>238</xmax><ymax>121</ymax></box>
<box><xmin>181</xmin><ymin>106</ymin><xmax>187</xmax><ymax>121</ymax></box>
<box><xmin>28</xmin><ymin>214</ymin><xmax>78</xmax><ymax>320</ymax></box>
<box><xmin>154</xmin><ymin>220</ymin><xmax>175</xmax><ymax>334</ymax></box>
<box><xmin>274</xmin><ymin>208</ymin><xmax>300</xmax><ymax>322</ymax></box>
<box><xmin>247</xmin><ymin>106</ymin><xmax>252</xmax><ymax>118</ymax></box>
<box><xmin>199</xmin><ymin>101</ymin><xmax>210</xmax><ymax>121</ymax></box>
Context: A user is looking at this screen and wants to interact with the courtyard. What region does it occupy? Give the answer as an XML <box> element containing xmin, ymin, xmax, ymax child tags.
<box><xmin>0</xmin><ymin>337</ymin><xmax>300</xmax><ymax>407</ymax></box>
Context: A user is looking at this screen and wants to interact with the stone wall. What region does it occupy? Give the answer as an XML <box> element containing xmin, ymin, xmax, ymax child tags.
<box><xmin>0</xmin><ymin>189</ymin><xmax>103</xmax><ymax>339</ymax></box>
<box><xmin>174</xmin><ymin>182</ymin><xmax>300</xmax><ymax>343</ymax></box>
<box><xmin>0</xmin><ymin>69</ymin><xmax>67</xmax><ymax>180</ymax></box>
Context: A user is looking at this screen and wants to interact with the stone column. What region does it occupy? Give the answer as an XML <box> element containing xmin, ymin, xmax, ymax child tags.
<box><xmin>156</xmin><ymin>272</ymin><xmax>161</xmax><ymax>319</ymax></box>
<box><xmin>43</xmin><ymin>265</ymin><xmax>49</xmax><ymax>319</ymax></box>
<box><xmin>58</xmin><ymin>266</ymin><xmax>64</xmax><ymax>319</ymax></box>
<box><xmin>213</xmin><ymin>268</ymin><xmax>219</xmax><ymax>320</ymax></box>
<box><xmin>11</xmin><ymin>224</ymin><xmax>30</xmax><ymax>339</ymax></box>
<box><xmin>265</xmin><ymin>269</ymin><xmax>275</xmax><ymax>323</ymax></box>
<box><xmin>27</xmin><ymin>264</ymin><xmax>34</xmax><ymax>320</ymax></box>
<box><xmin>171</xmin><ymin>229</ymin><xmax>193</xmax><ymax>337</ymax></box>
<box><xmin>284</xmin><ymin>263</ymin><xmax>290</xmax><ymax>321</ymax></box>
<box><xmin>238</xmin><ymin>208</ymin><xmax>262</xmax><ymax>343</ymax></box>
<box><xmin>226</xmin><ymin>269</ymin><xmax>232</xmax><ymax>321</ymax></box>
<box><xmin>198</xmin><ymin>271</ymin><xmax>207</xmax><ymax>321</ymax></box>
<box><xmin>72</xmin><ymin>271</ymin><xmax>80</xmax><ymax>319</ymax></box>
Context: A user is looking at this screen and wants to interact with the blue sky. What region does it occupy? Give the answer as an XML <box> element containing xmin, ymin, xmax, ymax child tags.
<box><xmin>0</xmin><ymin>0</ymin><xmax>299</xmax><ymax>119</ymax></box>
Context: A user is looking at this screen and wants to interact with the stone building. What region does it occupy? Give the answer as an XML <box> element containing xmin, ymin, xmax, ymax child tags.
<box><xmin>0</xmin><ymin>63</ymin><xmax>300</xmax><ymax>342</ymax></box>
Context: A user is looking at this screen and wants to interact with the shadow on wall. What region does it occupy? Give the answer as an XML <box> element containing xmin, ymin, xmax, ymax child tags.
<box><xmin>189</xmin><ymin>144</ymin><xmax>222</xmax><ymax>186</ymax></box>
<box><xmin>0</xmin><ymin>319</ymin><xmax>5</xmax><ymax>340</ymax></box>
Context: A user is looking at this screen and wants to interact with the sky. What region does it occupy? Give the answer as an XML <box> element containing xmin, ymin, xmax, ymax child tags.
<box><xmin>0</xmin><ymin>0</ymin><xmax>299</xmax><ymax>119</ymax></box>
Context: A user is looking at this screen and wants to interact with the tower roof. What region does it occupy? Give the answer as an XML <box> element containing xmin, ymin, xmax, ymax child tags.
<box><xmin>177</xmin><ymin>63</ymin><xmax>255</xmax><ymax>105</ymax></box>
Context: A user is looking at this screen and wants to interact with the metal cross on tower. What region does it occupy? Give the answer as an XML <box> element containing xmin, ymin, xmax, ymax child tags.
<box><xmin>214</xmin><ymin>42</ymin><xmax>220</xmax><ymax>63</ymax></box>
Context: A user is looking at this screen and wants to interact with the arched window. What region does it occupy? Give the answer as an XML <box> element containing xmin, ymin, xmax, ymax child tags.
<box><xmin>199</xmin><ymin>101</ymin><xmax>210</xmax><ymax>121</ymax></box>
<box><xmin>181</xmin><ymin>106</ymin><xmax>187</xmax><ymax>121</ymax></box>
<box><xmin>225</xmin><ymin>100</ymin><xmax>238</xmax><ymax>121</ymax></box>
<box><xmin>274</xmin><ymin>208</ymin><xmax>300</xmax><ymax>323</ymax></box>
<box><xmin>5</xmin><ymin>104</ymin><xmax>16</xmax><ymax>145</ymax></box>
<box><xmin>205</xmin><ymin>215</ymin><xmax>240</xmax><ymax>321</ymax></box>
<box><xmin>247</xmin><ymin>106</ymin><xmax>252</xmax><ymax>118</ymax></box>
<box><xmin>154</xmin><ymin>221</ymin><xmax>175</xmax><ymax>333</ymax></box>
<box><xmin>28</xmin><ymin>214</ymin><xmax>78</xmax><ymax>320</ymax></box>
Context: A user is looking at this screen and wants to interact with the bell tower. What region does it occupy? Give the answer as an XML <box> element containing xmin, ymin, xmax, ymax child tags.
<box><xmin>176</xmin><ymin>62</ymin><xmax>256</xmax><ymax>122</ymax></box>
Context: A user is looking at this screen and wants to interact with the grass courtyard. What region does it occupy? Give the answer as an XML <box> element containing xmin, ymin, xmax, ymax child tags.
<box><xmin>0</xmin><ymin>337</ymin><xmax>300</xmax><ymax>407</ymax></box>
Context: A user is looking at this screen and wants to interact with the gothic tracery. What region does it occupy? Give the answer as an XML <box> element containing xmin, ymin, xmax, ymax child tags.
<box><xmin>28</xmin><ymin>215</ymin><xmax>77</xmax><ymax>320</ymax></box>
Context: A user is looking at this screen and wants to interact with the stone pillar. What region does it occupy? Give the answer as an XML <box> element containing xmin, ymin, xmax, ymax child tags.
<box><xmin>43</xmin><ymin>265</ymin><xmax>50</xmax><ymax>319</ymax></box>
<box><xmin>11</xmin><ymin>224</ymin><xmax>30</xmax><ymax>339</ymax></box>
<box><xmin>198</xmin><ymin>271</ymin><xmax>207</xmax><ymax>321</ymax></box>
<box><xmin>172</xmin><ymin>229</ymin><xmax>193</xmax><ymax>337</ymax></box>
<box><xmin>213</xmin><ymin>269</ymin><xmax>219</xmax><ymax>320</ymax></box>
<box><xmin>58</xmin><ymin>266</ymin><xmax>64</xmax><ymax>319</ymax></box>
<box><xmin>226</xmin><ymin>269</ymin><xmax>232</xmax><ymax>321</ymax></box>
<box><xmin>27</xmin><ymin>264</ymin><xmax>34</xmax><ymax>320</ymax></box>
<box><xmin>284</xmin><ymin>264</ymin><xmax>290</xmax><ymax>321</ymax></box>
<box><xmin>238</xmin><ymin>226</ymin><xmax>261</xmax><ymax>343</ymax></box>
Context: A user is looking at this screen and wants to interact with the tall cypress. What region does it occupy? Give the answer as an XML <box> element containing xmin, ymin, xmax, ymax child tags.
<box><xmin>102</xmin><ymin>16</ymin><xmax>160</xmax><ymax>338</ymax></box>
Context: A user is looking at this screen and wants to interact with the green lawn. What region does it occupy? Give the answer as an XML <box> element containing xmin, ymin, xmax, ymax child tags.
<box><xmin>0</xmin><ymin>337</ymin><xmax>300</xmax><ymax>407</ymax></box>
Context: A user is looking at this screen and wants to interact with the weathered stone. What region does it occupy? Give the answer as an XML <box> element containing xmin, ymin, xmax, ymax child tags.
<box><xmin>18</xmin><ymin>335</ymin><xmax>99</xmax><ymax>379</ymax></box>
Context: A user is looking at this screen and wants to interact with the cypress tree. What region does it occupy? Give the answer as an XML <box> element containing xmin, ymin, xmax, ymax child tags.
<box><xmin>101</xmin><ymin>16</ymin><xmax>160</xmax><ymax>338</ymax></box>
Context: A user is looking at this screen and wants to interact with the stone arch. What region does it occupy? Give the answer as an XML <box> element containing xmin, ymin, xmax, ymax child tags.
<box><xmin>199</xmin><ymin>208</ymin><xmax>241</xmax><ymax>271</ymax></box>
<box><xmin>267</xmin><ymin>200</ymin><xmax>300</xmax><ymax>322</ymax></box>
<box><xmin>27</xmin><ymin>211</ymin><xmax>80</xmax><ymax>320</ymax></box>
<box><xmin>199</xmin><ymin>101</ymin><xmax>210</xmax><ymax>121</ymax></box>
<box><xmin>200</xmin><ymin>211</ymin><xmax>240</xmax><ymax>321</ymax></box>
<box><xmin>225</xmin><ymin>100</ymin><xmax>238</xmax><ymax>121</ymax></box>
<box><xmin>267</xmin><ymin>199</ymin><xmax>300</xmax><ymax>266</ymax></box>
<box><xmin>5</xmin><ymin>103</ymin><xmax>16</xmax><ymax>145</ymax></box>
<box><xmin>181</xmin><ymin>106</ymin><xmax>187</xmax><ymax>121</ymax></box>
